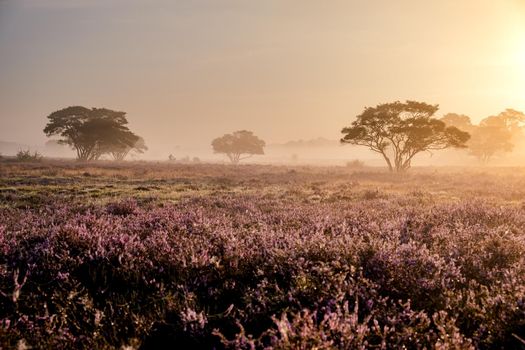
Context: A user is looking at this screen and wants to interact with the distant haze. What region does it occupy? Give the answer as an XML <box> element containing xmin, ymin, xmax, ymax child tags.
<box><xmin>1</xmin><ymin>0</ymin><xmax>524</xmax><ymax>160</ymax></box>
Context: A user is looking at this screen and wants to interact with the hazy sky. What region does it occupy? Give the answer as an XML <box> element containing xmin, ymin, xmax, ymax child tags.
<box><xmin>1</xmin><ymin>0</ymin><xmax>524</xmax><ymax>153</ymax></box>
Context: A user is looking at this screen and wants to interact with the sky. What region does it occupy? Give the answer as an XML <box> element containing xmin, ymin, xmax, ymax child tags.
<box><xmin>0</xmin><ymin>0</ymin><xmax>524</xmax><ymax>156</ymax></box>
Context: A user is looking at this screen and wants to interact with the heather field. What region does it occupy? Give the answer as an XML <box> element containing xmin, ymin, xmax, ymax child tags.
<box><xmin>1</xmin><ymin>161</ymin><xmax>525</xmax><ymax>349</ymax></box>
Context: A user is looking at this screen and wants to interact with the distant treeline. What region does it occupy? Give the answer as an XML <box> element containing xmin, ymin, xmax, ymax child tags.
<box><xmin>42</xmin><ymin>102</ymin><xmax>524</xmax><ymax>172</ymax></box>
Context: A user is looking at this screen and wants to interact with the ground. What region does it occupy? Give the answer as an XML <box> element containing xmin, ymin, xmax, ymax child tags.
<box><xmin>1</xmin><ymin>161</ymin><xmax>524</xmax><ymax>349</ymax></box>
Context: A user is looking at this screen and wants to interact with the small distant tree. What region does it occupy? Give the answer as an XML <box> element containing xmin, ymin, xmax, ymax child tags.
<box><xmin>440</xmin><ymin>109</ymin><xmax>525</xmax><ymax>164</ymax></box>
<box><xmin>468</xmin><ymin>125</ymin><xmax>513</xmax><ymax>163</ymax></box>
<box><xmin>212</xmin><ymin>130</ymin><xmax>265</xmax><ymax>164</ymax></box>
<box><xmin>43</xmin><ymin>106</ymin><xmax>145</xmax><ymax>161</ymax></box>
<box><xmin>468</xmin><ymin>110</ymin><xmax>524</xmax><ymax>163</ymax></box>
<box><xmin>481</xmin><ymin>109</ymin><xmax>525</xmax><ymax>133</ymax></box>
<box><xmin>109</xmin><ymin>136</ymin><xmax>148</xmax><ymax>161</ymax></box>
<box><xmin>341</xmin><ymin>101</ymin><xmax>470</xmax><ymax>172</ymax></box>
<box><xmin>480</xmin><ymin>109</ymin><xmax>525</xmax><ymax>148</ymax></box>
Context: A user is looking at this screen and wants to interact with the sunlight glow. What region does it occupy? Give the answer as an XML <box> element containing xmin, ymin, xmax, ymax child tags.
<box><xmin>501</xmin><ymin>23</ymin><xmax>525</xmax><ymax>100</ymax></box>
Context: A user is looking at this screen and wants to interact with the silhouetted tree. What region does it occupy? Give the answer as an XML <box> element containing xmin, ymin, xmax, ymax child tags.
<box><xmin>341</xmin><ymin>101</ymin><xmax>470</xmax><ymax>172</ymax></box>
<box><xmin>44</xmin><ymin>106</ymin><xmax>145</xmax><ymax>161</ymax></box>
<box><xmin>440</xmin><ymin>113</ymin><xmax>475</xmax><ymax>133</ymax></box>
<box><xmin>441</xmin><ymin>110</ymin><xmax>525</xmax><ymax>164</ymax></box>
<box><xmin>468</xmin><ymin>125</ymin><xmax>513</xmax><ymax>163</ymax></box>
<box><xmin>470</xmin><ymin>110</ymin><xmax>524</xmax><ymax>163</ymax></box>
<box><xmin>212</xmin><ymin>130</ymin><xmax>265</xmax><ymax>164</ymax></box>
<box><xmin>481</xmin><ymin>109</ymin><xmax>525</xmax><ymax>132</ymax></box>
<box><xmin>480</xmin><ymin>109</ymin><xmax>525</xmax><ymax>147</ymax></box>
<box><xmin>109</xmin><ymin>136</ymin><xmax>148</xmax><ymax>161</ymax></box>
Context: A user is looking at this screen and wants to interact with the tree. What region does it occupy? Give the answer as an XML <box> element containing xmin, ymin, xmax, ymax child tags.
<box><xmin>441</xmin><ymin>110</ymin><xmax>525</xmax><ymax>164</ymax></box>
<box><xmin>440</xmin><ymin>113</ymin><xmax>474</xmax><ymax>133</ymax></box>
<box><xmin>341</xmin><ymin>101</ymin><xmax>470</xmax><ymax>172</ymax></box>
<box><xmin>468</xmin><ymin>125</ymin><xmax>513</xmax><ymax>163</ymax></box>
<box><xmin>43</xmin><ymin>106</ymin><xmax>145</xmax><ymax>161</ymax></box>
<box><xmin>212</xmin><ymin>130</ymin><xmax>265</xmax><ymax>164</ymax></box>
<box><xmin>466</xmin><ymin>110</ymin><xmax>523</xmax><ymax>163</ymax></box>
<box><xmin>109</xmin><ymin>136</ymin><xmax>148</xmax><ymax>161</ymax></box>
<box><xmin>480</xmin><ymin>109</ymin><xmax>525</xmax><ymax>148</ymax></box>
<box><xmin>481</xmin><ymin>109</ymin><xmax>525</xmax><ymax>132</ymax></box>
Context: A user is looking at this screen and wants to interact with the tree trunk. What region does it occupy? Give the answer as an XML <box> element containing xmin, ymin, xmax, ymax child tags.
<box><xmin>227</xmin><ymin>153</ymin><xmax>240</xmax><ymax>165</ymax></box>
<box><xmin>380</xmin><ymin>152</ymin><xmax>394</xmax><ymax>172</ymax></box>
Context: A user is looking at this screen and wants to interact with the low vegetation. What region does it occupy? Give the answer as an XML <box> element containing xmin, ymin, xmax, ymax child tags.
<box><xmin>1</xmin><ymin>161</ymin><xmax>525</xmax><ymax>349</ymax></box>
<box><xmin>15</xmin><ymin>150</ymin><xmax>43</xmax><ymax>162</ymax></box>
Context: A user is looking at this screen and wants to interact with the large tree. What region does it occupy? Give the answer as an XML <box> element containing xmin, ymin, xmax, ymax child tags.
<box><xmin>212</xmin><ymin>130</ymin><xmax>265</xmax><ymax>164</ymax></box>
<box><xmin>341</xmin><ymin>101</ymin><xmax>470</xmax><ymax>172</ymax></box>
<box><xmin>44</xmin><ymin>106</ymin><xmax>146</xmax><ymax>161</ymax></box>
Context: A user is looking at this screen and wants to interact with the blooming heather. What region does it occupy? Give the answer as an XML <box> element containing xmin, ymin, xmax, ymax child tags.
<box><xmin>1</xmin><ymin>192</ymin><xmax>524</xmax><ymax>349</ymax></box>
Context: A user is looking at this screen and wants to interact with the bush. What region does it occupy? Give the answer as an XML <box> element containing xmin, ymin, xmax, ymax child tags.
<box><xmin>15</xmin><ymin>150</ymin><xmax>43</xmax><ymax>162</ymax></box>
<box><xmin>1</xmin><ymin>197</ymin><xmax>525</xmax><ymax>348</ymax></box>
<box><xmin>346</xmin><ymin>159</ymin><xmax>365</xmax><ymax>168</ymax></box>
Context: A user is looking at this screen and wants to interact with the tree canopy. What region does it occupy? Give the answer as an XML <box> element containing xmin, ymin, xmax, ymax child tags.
<box><xmin>108</xmin><ymin>135</ymin><xmax>148</xmax><ymax>161</ymax></box>
<box><xmin>341</xmin><ymin>101</ymin><xmax>470</xmax><ymax>172</ymax></box>
<box><xmin>440</xmin><ymin>113</ymin><xmax>474</xmax><ymax>133</ymax></box>
<box><xmin>468</xmin><ymin>126</ymin><xmax>513</xmax><ymax>163</ymax></box>
<box><xmin>211</xmin><ymin>130</ymin><xmax>265</xmax><ymax>164</ymax></box>
<box><xmin>44</xmin><ymin>106</ymin><xmax>146</xmax><ymax>161</ymax></box>
<box><xmin>441</xmin><ymin>109</ymin><xmax>525</xmax><ymax>163</ymax></box>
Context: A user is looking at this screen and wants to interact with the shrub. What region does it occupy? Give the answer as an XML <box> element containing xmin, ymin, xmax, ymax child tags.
<box><xmin>15</xmin><ymin>150</ymin><xmax>43</xmax><ymax>162</ymax></box>
<box><xmin>346</xmin><ymin>159</ymin><xmax>365</xmax><ymax>168</ymax></box>
<box><xmin>1</xmin><ymin>195</ymin><xmax>525</xmax><ymax>348</ymax></box>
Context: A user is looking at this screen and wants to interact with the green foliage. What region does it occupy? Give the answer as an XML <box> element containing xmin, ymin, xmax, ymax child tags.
<box><xmin>341</xmin><ymin>101</ymin><xmax>470</xmax><ymax>172</ymax></box>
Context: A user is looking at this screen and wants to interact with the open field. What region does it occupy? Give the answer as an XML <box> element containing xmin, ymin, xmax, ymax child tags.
<box><xmin>1</xmin><ymin>161</ymin><xmax>525</xmax><ymax>349</ymax></box>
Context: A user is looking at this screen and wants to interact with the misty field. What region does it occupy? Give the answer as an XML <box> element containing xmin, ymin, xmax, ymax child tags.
<box><xmin>1</xmin><ymin>161</ymin><xmax>525</xmax><ymax>349</ymax></box>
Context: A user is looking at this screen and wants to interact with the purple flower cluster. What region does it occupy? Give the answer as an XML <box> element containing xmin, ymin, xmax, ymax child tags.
<box><xmin>1</xmin><ymin>195</ymin><xmax>524</xmax><ymax>349</ymax></box>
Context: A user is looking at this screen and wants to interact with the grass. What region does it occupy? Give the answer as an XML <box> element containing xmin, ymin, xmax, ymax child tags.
<box><xmin>3</xmin><ymin>161</ymin><xmax>525</xmax><ymax>208</ymax></box>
